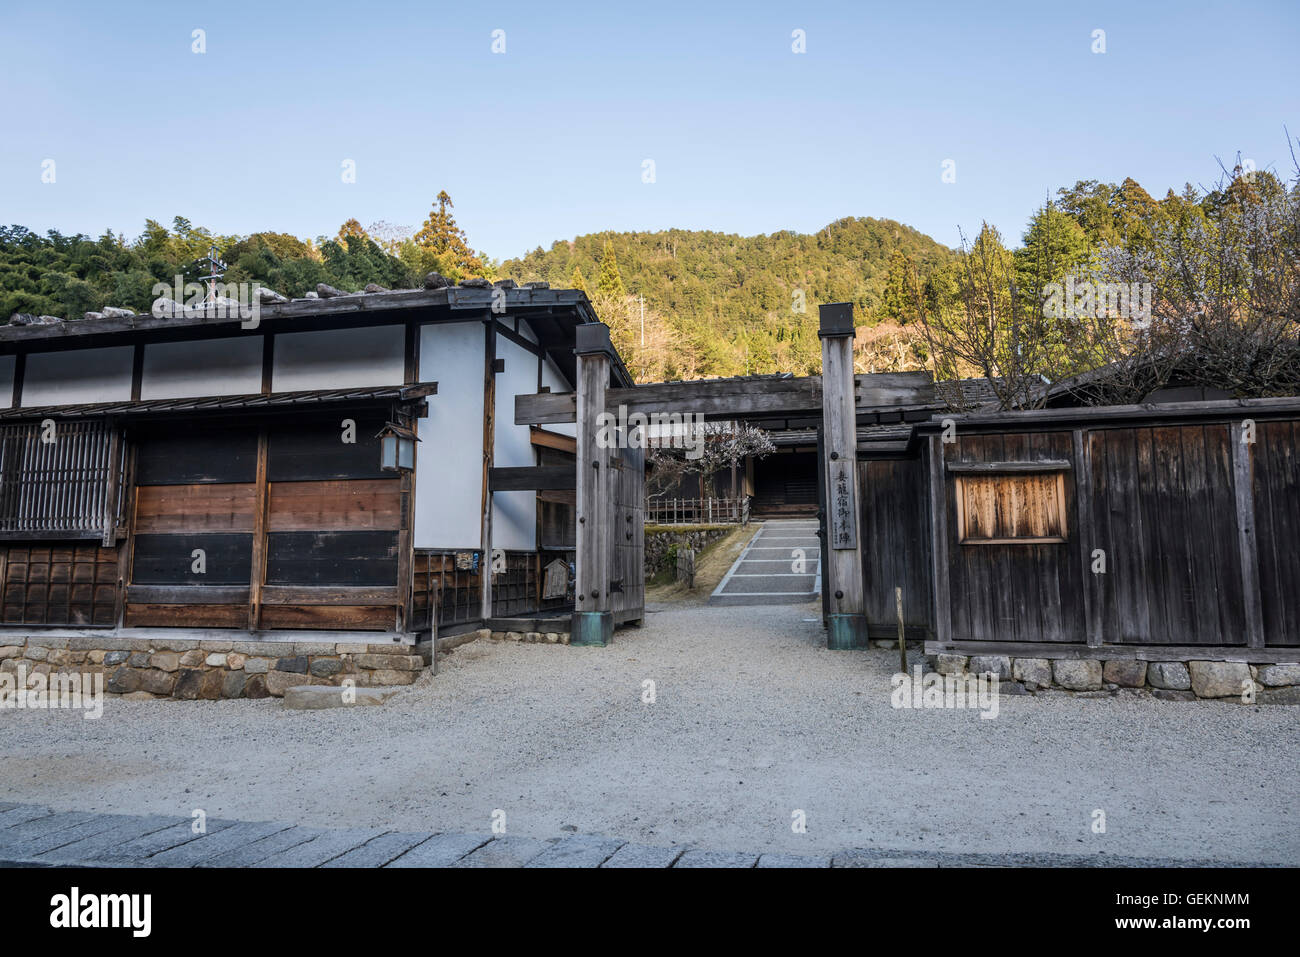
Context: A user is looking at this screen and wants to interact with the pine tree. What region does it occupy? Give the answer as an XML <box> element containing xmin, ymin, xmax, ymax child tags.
<box><xmin>570</xmin><ymin>264</ymin><xmax>589</xmax><ymax>294</ymax></box>
<box><xmin>596</xmin><ymin>242</ymin><xmax>626</xmax><ymax>298</ymax></box>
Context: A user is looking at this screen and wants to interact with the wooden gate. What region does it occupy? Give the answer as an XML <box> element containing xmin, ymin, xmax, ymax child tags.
<box><xmin>609</xmin><ymin>440</ymin><xmax>645</xmax><ymax>625</ymax></box>
<box><xmin>571</xmin><ymin>324</ymin><xmax>645</xmax><ymax>645</ymax></box>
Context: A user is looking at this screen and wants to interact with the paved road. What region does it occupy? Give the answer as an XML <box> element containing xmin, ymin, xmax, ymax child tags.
<box><xmin>0</xmin><ymin>802</ymin><xmax>1269</xmax><ymax>868</ymax></box>
<box><xmin>710</xmin><ymin>519</ymin><xmax>821</xmax><ymax>606</ymax></box>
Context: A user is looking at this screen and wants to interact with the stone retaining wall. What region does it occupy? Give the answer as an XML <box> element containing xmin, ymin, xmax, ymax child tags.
<box><xmin>0</xmin><ymin>635</ymin><xmax>424</xmax><ymax>701</ymax></box>
<box><xmin>644</xmin><ymin>525</ymin><xmax>736</xmax><ymax>579</ymax></box>
<box><xmin>928</xmin><ymin>651</ymin><xmax>1300</xmax><ymax>703</ymax></box>
<box><xmin>487</xmin><ymin>630</ymin><xmax>571</xmax><ymax>644</ymax></box>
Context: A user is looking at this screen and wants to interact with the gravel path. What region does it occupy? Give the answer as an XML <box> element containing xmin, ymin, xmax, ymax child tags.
<box><xmin>2</xmin><ymin>601</ymin><xmax>1296</xmax><ymax>864</ymax></box>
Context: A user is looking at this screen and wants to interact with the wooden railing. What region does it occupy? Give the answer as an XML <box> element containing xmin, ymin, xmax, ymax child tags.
<box><xmin>644</xmin><ymin>496</ymin><xmax>750</xmax><ymax>526</ymax></box>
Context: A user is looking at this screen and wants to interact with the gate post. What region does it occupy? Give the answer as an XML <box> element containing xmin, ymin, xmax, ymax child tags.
<box><xmin>818</xmin><ymin>303</ymin><xmax>868</xmax><ymax>649</ymax></box>
<box><xmin>571</xmin><ymin>322</ymin><xmax>614</xmax><ymax>646</ymax></box>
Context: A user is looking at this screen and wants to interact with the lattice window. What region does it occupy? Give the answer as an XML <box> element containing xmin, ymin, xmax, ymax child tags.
<box><xmin>0</xmin><ymin>421</ymin><xmax>126</xmax><ymax>539</ymax></box>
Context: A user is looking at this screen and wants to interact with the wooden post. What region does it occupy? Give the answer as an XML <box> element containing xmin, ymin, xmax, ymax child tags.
<box><xmin>1073</xmin><ymin>427</ymin><xmax>1102</xmax><ymax>647</ymax></box>
<box><xmin>818</xmin><ymin>303</ymin><xmax>867</xmax><ymax>649</ymax></box>
<box><xmin>1231</xmin><ymin>420</ymin><xmax>1265</xmax><ymax>650</ymax></box>
<box><xmin>928</xmin><ymin>434</ymin><xmax>953</xmax><ymax>646</ymax></box>
<box><xmin>480</xmin><ymin>320</ymin><xmax>497</xmax><ymax>624</ymax></box>
<box><xmin>248</xmin><ymin>428</ymin><xmax>270</xmax><ymax>632</ymax></box>
<box><xmin>571</xmin><ymin>322</ymin><xmax>614</xmax><ymax>646</ymax></box>
<box><xmin>896</xmin><ymin>586</ymin><xmax>907</xmax><ymax>673</ymax></box>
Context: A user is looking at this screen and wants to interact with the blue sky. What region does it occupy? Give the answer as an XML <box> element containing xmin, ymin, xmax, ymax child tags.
<box><xmin>1</xmin><ymin>0</ymin><xmax>1296</xmax><ymax>260</ymax></box>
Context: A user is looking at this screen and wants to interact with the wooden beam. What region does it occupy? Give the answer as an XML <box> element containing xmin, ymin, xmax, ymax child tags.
<box><xmin>1072</xmin><ymin>428</ymin><xmax>1101</xmax><ymax>648</ymax></box>
<box><xmin>928</xmin><ymin>435</ymin><xmax>953</xmax><ymax>646</ymax></box>
<box><xmin>261</xmin><ymin>333</ymin><xmax>274</xmax><ymax>395</ymax></box>
<box><xmin>130</xmin><ymin>343</ymin><xmax>144</xmax><ymax>401</ymax></box>
<box><xmin>515</xmin><ymin>372</ymin><xmax>937</xmax><ymax>425</ymax></box>
<box><xmin>919</xmin><ymin>396</ymin><xmax>1300</xmax><ymax>432</ymax></box>
<box><xmin>488</xmin><ymin>466</ymin><xmax>576</xmax><ymax>491</ymax></box>
<box><xmin>404</xmin><ymin>321</ymin><xmax>419</xmax><ymax>384</ymax></box>
<box><xmin>248</xmin><ymin>428</ymin><xmax>270</xmax><ymax>630</ymax></box>
<box><xmin>10</xmin><ymin>352</ymin><xmax>23</xmax><ymax>408</ymax></box>
<box><xmin>494</xmin><ymin>320</ymin><xmax>543</xmax><ymax>357</ymax></box>
<box><xmin>480</xmin><ymin>321</ymin><xmax>497</xmax><ymax>622</ymax></box>
<box><xmin>946</xmin><ymin>460</ymin><xmax>1072</xmax><ymax>473</ymax></box>
<box><xmin>128</xmin><ymin>584</ymin><xmax>251</xmax><ymax>605</ymax></box>
<box><xmin>924</xmin><ymin>640</ymin><xmax>1281</xmax><ymax>662</ymax></box>
<box><xmin>530</xmin><ymin>426</ymin><xmax>577</xmax><ymax>454</ymax></box>
<box><xmin>260</xmin><ymin>584</ymin><xmax>400</xmax><ymax>605</ymax></box>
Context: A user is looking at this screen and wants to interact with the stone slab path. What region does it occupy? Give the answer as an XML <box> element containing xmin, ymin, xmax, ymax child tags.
<box><xmin>709</xmin><ymin>519</ymin><xmax>821</xmax><ymax>606</ymax></box>
<box><xmin>0</xmin><ymin>802</ymin><xmax>1263</xmax><ymax>868</ymax></box>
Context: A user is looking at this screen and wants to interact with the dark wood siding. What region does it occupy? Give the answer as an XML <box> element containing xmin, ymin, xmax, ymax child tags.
<box><xmin>131</xmin><ymin>532</ymin><xmax>253</xmax><ymax>585</ymax></box>
<box><xmin>1253</xmin><ymin>420</ymin><xmax>1300</xmax><ymax>646</ymax></box>
<box><xmin>924</xmin><ymin>414</ymin><xmax>1298</xmax><ymax>654</ymax></box>
<box><xmin>266</xmin><ymin>531</ymin><xmax>398</xmax><ymax>587</ymax></box>
<box><xmin>858</xmin><ymin>457</ymin><xmax>932</xmax><ymax>638</ymax></box>
<box><xmin>125</xmin><ymin>413</ymin><xmax>406</xmax><ymax>631</ymax></box>
<box><xmin>267</xmin><ymin>414</ymin><xmax>388</xmax><ymax>482</ymax></box>
<box><xmin>135</xmin><ymin>431</ymin><xmax>257</xmax><ymax>485</ymax></box>
<box><xmin>941</xmin><ymin>431</ymin><xmax>1085</xmax><ymax>643</ymax></box>
<box><xmin>1090</xmin><ymin>424</ymin><xmax>1245</xmax><ymax>645</ymax></box>
<box><xmin>0</xmin><ymin>542</ymin><xmax>119</xmax><ymax>626</ymax></box>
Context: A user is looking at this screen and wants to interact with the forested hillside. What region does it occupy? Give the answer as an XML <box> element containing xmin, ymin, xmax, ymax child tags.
<box><xmin>3</xmin><ymin>162</ymin><xmax>1293</xmax><ymax>391</ymax></box>
<box><xmin>497</xmin><ymin>218</ymin><xmax>956</xmax><ymax>378</ymax></box>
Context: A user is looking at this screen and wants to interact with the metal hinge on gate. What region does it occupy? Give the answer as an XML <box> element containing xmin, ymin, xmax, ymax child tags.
<box><xmin>609</xmin><ymin>578</ymin><xmax>624</xmax><ymax>594</ymax></box>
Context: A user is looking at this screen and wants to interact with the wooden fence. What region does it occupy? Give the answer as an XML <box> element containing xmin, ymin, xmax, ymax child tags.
<box><xmin>645</xmin><ymin>496</ymin><xmax>750</xmax><ymax>526</ymax></box>
<box><xmin>862</xmin><ymin>400</ymin><xmax>1300</xmax><ymax>660</ymax></box>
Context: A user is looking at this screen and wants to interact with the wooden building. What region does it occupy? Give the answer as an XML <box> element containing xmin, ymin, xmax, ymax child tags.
<box><xmin>0</xmin><ymin>283</ymin><xmax>633</xmax><ymax>643</ymax></box>
<box><xmin>515</xmin><ymin>304</ymin><xmax>1298</xmax><ymax>662</ymax></box>
<box><xmin>857</xmin><ymin>397</ymin><xmax>1300</xmax><ymax>660</ymax></box>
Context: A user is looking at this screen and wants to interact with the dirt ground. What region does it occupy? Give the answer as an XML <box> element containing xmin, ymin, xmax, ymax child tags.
<box><xmin>2</xmin><ymin>596</ymin><xmax>1296</xmax><ymax>864</ymax></box>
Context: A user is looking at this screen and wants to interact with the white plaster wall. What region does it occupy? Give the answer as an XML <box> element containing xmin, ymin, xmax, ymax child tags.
<box><xmin>271</xmin><ymin>324</ymin><xmax>404</xmax><ymax>392</ymax></box>
<box><xmin>22</xmin><ymin>346</ymin><xmax>134</xmax><ymax>406</ymax></box>
<box><xmin>141</xmin><ymin>337</ymin><xmax>263</xmax><ymax>399</ymax></box>
<box><xmin>541</xmin><ymin>355</ymin><xmax>577</xmax><ymax>438</ymax></box>
<box><xmin>0</xmin><ymin>356</ymin><xmax>14</xmax><ymax>409</ymax></box>
<box><xmin>414</xmin><ymin>322</ymin><xmax>484</xmax><ymax>548</ymax></box>
<box><xmin>492</xmin><ymin>336</ymin><xmax>540</xmax><ymax>551</ymax></box>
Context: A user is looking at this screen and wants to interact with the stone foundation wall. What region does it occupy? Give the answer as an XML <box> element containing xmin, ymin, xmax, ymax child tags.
<box><xmin>0</xmin><ymin>635</ymin><xmax>425</xmax><ymax>701</ymax></box>
<box><xmin>927</xmin><ymin>651</ymin><xmax>1300</xmax><ymax>703</ymax></box>
<box><xmin>487</xmin><ymin>630</ymin><xmax>571</xmax><ymax>644</ymax></box>
<box><xmin>644</xmin><ymin>525</ymin><xmax>735</xmax><ymax>579</ymax></box>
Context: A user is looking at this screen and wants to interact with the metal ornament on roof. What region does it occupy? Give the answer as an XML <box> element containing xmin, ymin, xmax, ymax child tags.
<box><xmin>196</xmin><ymin>243</ymin><xmax>227</xmax><ymax>302</ymax></box>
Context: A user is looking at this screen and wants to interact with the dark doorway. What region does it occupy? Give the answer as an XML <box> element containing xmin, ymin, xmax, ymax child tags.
<box><xmin>751</xmin><ymin>448</ymin><xmax>819</xmax><ymax>517</ymax></box>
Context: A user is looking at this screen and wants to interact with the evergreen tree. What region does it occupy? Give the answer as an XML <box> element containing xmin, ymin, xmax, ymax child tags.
<box><xmin>414</xmin><ymin>190</ymin><xmax>486</xmax><ymax>276</ymax></box>
<box><xmin>596</xmin><ymin>242</ymin><xmax>626</xmax><ymax>298</ymax></box>
<box><xmin>1014</xmin><ymin>203</ymin><xmax>1094</xmax><ymax>297</ymax></box>
<box><xmin>569</xmin><ymin>264</ymin><xmax>589</xmax><ymax>294</ymax></box>
<box><xmin>879</xmin><ymin>249</ymin><xmax>914</xmax><ymax>322</ymax></box>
